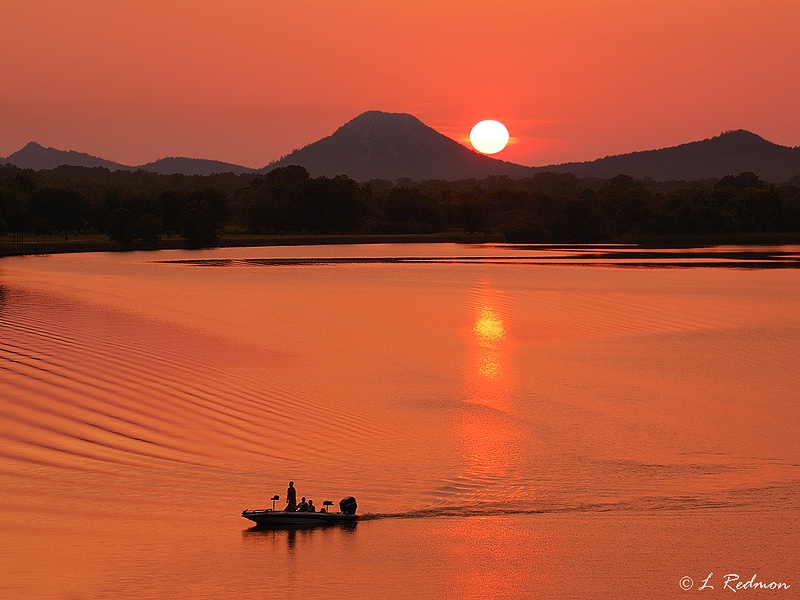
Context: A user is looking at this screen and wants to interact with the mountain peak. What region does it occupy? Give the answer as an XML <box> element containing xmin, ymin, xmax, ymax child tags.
<box><xmin>266</xmin><ymin>110</ymin><xmax>532</xmax><ymax>181</ymax></box>
<box><xmin>709</xmin><ymin>129</ymin><xmax>773</xmax><ymax>148</ymax></box>
<box><xmin>716</xmin><ymin>129</ymin><xmax>766</xmax><ymax>141</ymax></box>
<box><xmin>331</xmin><ymin>111</ymin><xmax>436</xmax><ymax>147</ymax></box>
<box><xmin>5</xmin><ymin>141</ymin><xmax>129</xmax><ymax>171</ymax></box>
<box><xmin>138</xmin><ymin>156</ymin><xmax>257</xmax><ymax>176</ymax></box>
<box><xmin>340</xmin><ymin>111</ymin><xmax>426</xmax><ymax>129</ymax></box>
<box><xmin>344</xmin><ymin>110</ymin><xmax>421</xmax><ymax>124</ymax></box>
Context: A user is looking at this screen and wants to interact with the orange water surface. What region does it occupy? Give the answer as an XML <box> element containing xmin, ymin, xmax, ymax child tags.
<box><xmin>1</xmin><ymin>244</ymin><xmax>798</xmax><ymax>598</ymax></box>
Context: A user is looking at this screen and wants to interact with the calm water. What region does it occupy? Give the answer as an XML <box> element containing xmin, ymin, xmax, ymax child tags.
<box><xmin>1</xmin><ymin>244</ymin><xmax>798</xmax><ymax>599</ymax></box>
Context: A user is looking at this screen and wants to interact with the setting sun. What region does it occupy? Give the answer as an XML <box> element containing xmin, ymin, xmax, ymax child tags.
<box><xmin>469</xmin><ymin>120</ymin><xmax>510</xmax><ymax>155</ymax></box>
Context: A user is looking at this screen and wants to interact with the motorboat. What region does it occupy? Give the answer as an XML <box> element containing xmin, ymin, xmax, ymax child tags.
<box><xmin>241</xmin><ymin>509</ymin><xmax>358</xmax><ymax>527</ymax></box>
<box><xmin>242</xmin><ymin>496</ymin><xmax>358</xmax><ymax>528</ymax></box>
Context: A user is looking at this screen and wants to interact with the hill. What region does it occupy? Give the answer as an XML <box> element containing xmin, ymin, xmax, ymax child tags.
<box><xmin>538</xmin><ymin>130</ymin><xmax>800</xmax><ymax>182</ymax></box>
<box><xmin>4</xmin><ymin>141</ymin><xmax>130</xmax><ymax>171</ymax></box>
<box><xmin>138</xmin><ymin>157</ymin><xmax>256</xmax><ymax>176</ymax></box>
<box><xmin>265</xmin><ymin>111</ymin><xmax>533</xmax><ymax>181</ymax></box>
<box><xmin>1</xmin><ymin>143</ymin><xmax>255</xmax><ymax>176</ymax></box>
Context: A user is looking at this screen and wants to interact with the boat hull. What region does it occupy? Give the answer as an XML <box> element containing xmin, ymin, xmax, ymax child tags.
<box><xmin>242</xmin><ymin>509</ymin><xmax>358</xmax><ymax>528</ymax></box>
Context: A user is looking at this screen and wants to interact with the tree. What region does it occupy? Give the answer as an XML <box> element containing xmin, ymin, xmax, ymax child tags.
<box><xmin>382</xmin><ymin>187</ymin><xmax>447</xmax><ymax>232</ymax></box>
<box><xmin>262</xmin><ymin>164</ymin><xmax>310</xmax><ymax>188</ymax></box>
<box><xmin>106</xmin><ymin>207</ymin><xmax>137</xmax><ymax>247</ymax></box>
<box><xmin>522</xmin><ymin>172</ymin><xmax>580</xmax><ymax>195</ymax></box>
<box><xmin>135</xmin><ymin>214</ymin><xmax>164</xmax><ymax>244</ymax></box>
<box><xmin>180</xmin><ymin>200</ymin><xmax>219</xmax><ymax>247</ymax></box>
<box><xmin>158</xmin><ymin>189</ymin><xmax>187</xmax><ymax>237</ymax></box>
<box><xmin>295</xmin><ymin>175</ymin><xmax>365</xmax><ymax>233</ymax></box>
<box><xmin>31</xmin><ymin>187</ymin><xmax>89</xmax><ymax>236</ymax></box>
<box><xmin>597</xmin><ymin>175</ymin><xmax>651</xmax><ymax>236</ymax></box>
<box><xmin>237</xmin><ymin>177</ymin><xmax>296</xmax><ymax>233</ymax></box>
<box><xmin>715</xmin><ymin>172</ymin><xmax>765</xmax><ymax>191</ymax></box>
<box><xmin>549</xmin><ymin>196</ymin><xmax>610</xmax><ymax>241</ymax></box>
<box><xmin>186</xmin><ymin>188</ymin><xmax>228</xmax><ymax>224</ymax></box>
<box><xmin>238</xmin><ymin>167</ymin><xmax>322</xmax><ymax>234</ymax></box>
<box><xmin>497</xmin><ymin>207</ymin><xmax>548</xmax><ymax>242</ymax></box>
<box><xmin>33</xmin><ymin>217</ymin><xmax>55</xmax><ymax>241</ymax></box>
<box><xmin>779</xmin><ymin>185</ymin><xmax>800</xmax><ymax>232</ymax></box>
<box><xmin>0</xmin><ymin>187</ymin><xmax>31</xmax><ymax>243</ymax></box>
<box><xmin>455</xmin><ymin>193</ymin><xmax>487</xmax><ymax>233</ymax></box>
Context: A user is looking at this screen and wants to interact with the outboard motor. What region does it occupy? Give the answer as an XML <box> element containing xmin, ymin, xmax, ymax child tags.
<box><xmin>339</xmin><ymin>496</ymin><xmax>358</xmax><ymax>515</ymax></box>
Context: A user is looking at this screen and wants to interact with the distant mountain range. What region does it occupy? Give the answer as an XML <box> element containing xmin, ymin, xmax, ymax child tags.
<box><xmin>3</xmin><ymin>111</ymin><xmax>799</xmax><ymax>181</ymax></box>
<box><xmin>540</xmin><ymin>129</ymin><xmax>800</xmax><ymax>182</ymax></box>
<box><xmin>4</xmin><ymin>142</ymin><xmax>130</xmax><ymax>172</ymax></box>
<box><xmin>2</xmin><ymin>142</ymin><xmax>257</xmax><ymax>176</ymax></box>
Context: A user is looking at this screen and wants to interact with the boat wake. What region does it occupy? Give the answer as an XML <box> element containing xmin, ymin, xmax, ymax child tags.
<box><xmin>359</xmin><ymin>484</ymin><xmax>800</xmax><ymax>521</ymax></box>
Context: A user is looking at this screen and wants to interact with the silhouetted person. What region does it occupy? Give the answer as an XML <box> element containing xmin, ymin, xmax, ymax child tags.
<box><xmin>296</xmin><ymin>497</ymin><xmax>309</xmax><ymax>512</ymax></box>
<box><xmin>285</xmin><ymin>481</ymin><xmax>297</xmax><ymax>512</ymax></box>
<box><xmin>307</xmin><ymin>499</ymin><xmax>316</xmax><ymax>513</ymax></box>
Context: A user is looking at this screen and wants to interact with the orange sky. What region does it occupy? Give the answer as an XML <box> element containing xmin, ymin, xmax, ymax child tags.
<box><xmin>2</xmin><ymin>0</ymin><xmax>799</xmax><ymax>169</ymax></box>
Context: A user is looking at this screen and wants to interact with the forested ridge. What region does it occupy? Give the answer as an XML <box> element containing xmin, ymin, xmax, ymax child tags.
<box><xmin>2</xmin><ymin>163</ymin><xmax>800</xmax><ymax>250</ymax></box>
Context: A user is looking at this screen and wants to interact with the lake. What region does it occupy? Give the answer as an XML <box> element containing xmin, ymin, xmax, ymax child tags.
<box><xmin>1</xmin><ymin>243</ymin><xmax>798</xmax><ymax>598</ymax></box>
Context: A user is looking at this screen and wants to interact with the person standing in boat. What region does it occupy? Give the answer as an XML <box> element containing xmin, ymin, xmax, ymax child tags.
<box><xmin>285</xmin><ymin>481</ymin><xmax>297</xmax><ymax>512</ymax></box>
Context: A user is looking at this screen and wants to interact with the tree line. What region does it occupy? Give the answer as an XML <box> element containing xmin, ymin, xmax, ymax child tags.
<box><xmin>2</xmin><ymin>163</ymin><xmax>800</xmax><ymax>247</ymax></box>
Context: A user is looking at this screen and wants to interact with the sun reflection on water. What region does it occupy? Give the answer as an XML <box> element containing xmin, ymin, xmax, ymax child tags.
<box><xmin>442</xmin><ymin>282</ymin><xmax>543</xmax><ymax>593</ymax></box>
<box><xmin>452</xmin><ymin>281</ymin><xmax>525</xmax><ymax>495</ymax></box>
<box><xmin>475</xmin><ymin>305</ymin><xmax>505</xmax><ymax>344</ymax></box>
<box><xmin>474</xmin><ymin>305</ymin><xmax>505</xmax><ymax>381</ymax></box>
<box><xmin>465</xmin><ymin>283</ymin><xmax>514</xmax><ymax>413</ymax></box>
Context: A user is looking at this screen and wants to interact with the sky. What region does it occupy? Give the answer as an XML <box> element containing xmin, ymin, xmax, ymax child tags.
<box><xmin>2</xmin><ymin>0</ymin><xmax>799</xmax><ymax>169</ymax></box>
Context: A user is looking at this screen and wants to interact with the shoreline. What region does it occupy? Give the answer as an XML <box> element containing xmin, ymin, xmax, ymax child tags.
<box><xmin>2</xmin><ymin>231</ymin><xmax>800</xmax><ymax>258</ymax></box>
<box><xmin>0</xmin><ymin>232</ymin><xmax>504</xmax><ymax>258</ymax></box>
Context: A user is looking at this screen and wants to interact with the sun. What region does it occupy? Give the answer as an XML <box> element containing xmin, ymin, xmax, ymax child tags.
<box><xmin>469</xmin><ymin>120</ymin><xmax>509</xmax><ymax>154</ymax></box>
